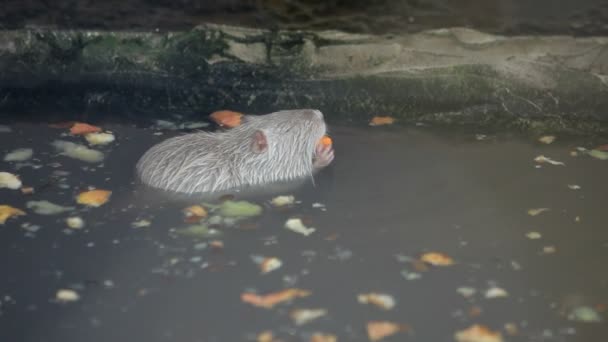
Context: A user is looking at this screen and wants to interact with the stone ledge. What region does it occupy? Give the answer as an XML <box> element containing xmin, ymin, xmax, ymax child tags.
<box><xmin>0</xmin><ymin>24</ymin><xmax>607</xmax><ymax>135</ymax></box>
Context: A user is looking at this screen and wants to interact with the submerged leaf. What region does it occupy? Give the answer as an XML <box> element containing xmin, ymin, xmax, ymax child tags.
<box><xmin>290</xmin><ymin>308</ymin><xmax>327</xmax><ymax>326</ymax></box>
<box><xmin>454</xmin><ymin>324</ymin><xmax>503</xmax><ymax>342</ymax></box>
<box><xmin>85</xmin><ymin>132</ymin><xmax>115</xmax><ymax>145</ymax></box>
<box><xmin>538</xmin><ymin>135</ymin><xmax>556</xmax><ymax>144</ymax></box>
<box><xmin>534</xmin><ymin>155</ymin><xmax>565</xmax><ymax>166</ymax></box>
<box><xmin>527</xmin><ymin>208</ymin><xmax>549</xmax><ymax>216</ymax></box>
<box><xmin>357</xmin><ymin>293</ymin><xmax>396</xmax><ymax>310</ymax></box>
<box><xmin>587</xmin><ymin>149</ymin><xmax>608</xmax><ymax>160</ymax></box>
<box><xmin>285</xmin><ymin>218</ymin><xmax>316</xmax><ymax>236</ymax></box>
<box><xmin>174</xmin><ymin>224</ymin><xmax>221</xmax><ymax>239</ymax></box>
<box><xmin>369</xmin><ymin>116</ymin><xmax>395</xmax><ymax>126</ymax></box>
<box><xmin>70</xmin><ymin>122</ymin><xmax>102</xmax><ymax>135</ymax></box>
<box><xmin>366</xmin><ymin>321</ymin><xmax>408</xmax><ymax>341</ymax></box>
<box><xmin>77</xmin><ymin>189</ymin><xmax>111</xmax><ymax>207</ymax></box>
<box><xmin>52</xmin><ymin>140</ymin><xmax>104</xmax><ymax>163</ymax></box>
<box><xmin>26</xmin><ymin>200</ymin><xmax>74</xmax><ymax>215</ymax></box>
<box><xmin>420</xmin><ymin>252</ymin><xmax>454</xmax><ymax>266</ymax></box>
<box><xmin>4</xmin><ymin>148</ymin><xmax>33</xmax><ymax>162</ymax></box>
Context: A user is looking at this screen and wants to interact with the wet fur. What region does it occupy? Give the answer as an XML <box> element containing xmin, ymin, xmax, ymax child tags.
<box><xmin>136</xmin><ymin>109</ymin><xmax>327</xmax><ymax>194</ymax></box>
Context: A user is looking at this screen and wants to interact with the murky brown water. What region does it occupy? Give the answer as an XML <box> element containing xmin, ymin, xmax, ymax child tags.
<box><xmin>0</xmin><ymin>118</ymin><xmax>607</xmax><ymax>342</ymax></box>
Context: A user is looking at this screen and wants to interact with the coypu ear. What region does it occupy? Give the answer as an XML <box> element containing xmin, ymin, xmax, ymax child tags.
<box><xmin>250</xmin><ymin>130</ymin><xmax>268</xmax><ymax>154</ymax></box>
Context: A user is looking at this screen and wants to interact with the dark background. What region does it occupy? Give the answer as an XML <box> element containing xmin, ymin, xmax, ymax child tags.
<box><xmin>1</xmin><ymin>0</ymin><xmax>608</xmax><ymax>35</ymax></box>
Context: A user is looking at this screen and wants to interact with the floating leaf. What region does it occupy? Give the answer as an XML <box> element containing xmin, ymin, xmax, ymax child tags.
<box><xmin>534</xmin><ymin>155</ymin><xmax>565</xmax><ymax>166</ymax></box>
<box><xmin>271</xmin><ymin>195</ymin><xmax>295</xmax><ymax>207</ymax></box>
<box><xmin>568</xmin><ymin>306</ymin><xmax>603</xmax><ymax>323</ymax></box>
<box><xmin>369</xmin><ymin>116</ymin><xmax>395</xmax><ymax>126</ymax></box>
<box><xmin>26</xmin><ymin>201</ymin><xmax>74</xmax><ymax>215</ymax></box>
<box><xmin>527</xmin><ymin>208</ymin><xmax>549</xmax><ymax>216</ymax></box>
<box><xmin>538</xmin><ymin>135</ymin><xmax>556</xmax><ymax>144</ymax></box>
<box><xmin>241</xmin><ymin>289</ymin><xmax>311</xmax><ymax>309</ymax></box>
<box><xmin>357</xmin><ymin>293</ymin><xmax>396</xmax><ymax>310</ymax></box>
<box><xmin>290</xmin><ymin>308</ymin><xmax>327</xmax><ymax>326</ymax></box>
<box><xmin>77</xmin><ymin>189</ymin><xmax>111</xmax><ymax>207</ymax></box>
<box><xmin>285</xmin><ymin>218</ymin><xmax>316</xmax><ymax>236</ymax></box>
<box><xmin>526</xmin><ymin>231</ymin><xmax>542</xmax><ymax>239</ymax></box>
<box><xmin>209</xmin><ymin>110</ymin><xmax>243</xmax><ymax>128</ymax></box>
<box><xmin>251</xmin><ymin>256</ymin><xmax>283</xmax><ymax>274</ymax></box>
<box><xmin>366</xmin><ymin>321</ymin><xmax>408</xmax><ymax>341</ymax></box>
<box><xmin>485</xmin><ymin>287</ymin><xmax>509</xmax><ymax>299</ymax></box>
<box><xmin>457</xmin><ymin>287</ymin><xmax>477</xmax><ymax>298</ymax></box>
<box><xmin>310</xmin><ymin>333</ymin><xmax>337</xmax><ymax>342</ymax></box>
<box><xmin>183</xmin><ymin>205</ymin><xmax>208</xmax><ymax>222</ymax></box>
<box><xmin>218</xmin><ymin>200</ymin><xmax>262</xmax><ymax>218</ymax></box>
<box><xmin>132</xmin><ymin>219</ymin><xmax>151</xmax><ymax>228</ymax></box>
<box><xmin>85</xmin><ymin>132</ymin><xmax>115</xmax><ymax>145</ymax></box>
<box><xmin>0</xmin><ymin>172</ymin><xmax>22</xmax><ymax>189</ymax></box>
<box><xmin>175</xmin><ymin>224</ymin><xmax>221</xmax><ymax>239</ymax></box>
<box><xmin>567</xmin><ymin>184</ymin><xmax>581</xmax><ymax>190</ymax></box>
<box><xmin>66</xmin><ymin>216</ymin><xmax>85</xmax><ymax>229</ymax></box>
<box><xmin>420</xmin><ymin>252</ymin><xmax>454</xmax><ymax>266</ymax></box>
<box><xmin>52</xmin><ymin>140</ymin><xmax>104</xmax><ymax>163</ymax></box>
<box><xmin>587</xmin><ymin>149</ymin><xmax>608</xmax><ymax>160</ymax></box>
<box><xmin>70</xmin><ymin>122</ymin><xmax>102</xmax><ymax>135</ymax></box>
<box><xmin>56</xmin><ymin>289</ymin><xmax>80</xmax><ymax>302</ymax></box>
<box><xmin>454</xmin><ymin>324</ymin><xmax>503</xmax><ymax>342</ymax></box>
<box><xmin>4</xmin><ymin>148</ymin><xmax>33</xmax><ymax>162</ymax></box>
<box><xmin>0</xmin><ymin>205</ymin><xmax>26</xmax><ymax>224</ymax></box>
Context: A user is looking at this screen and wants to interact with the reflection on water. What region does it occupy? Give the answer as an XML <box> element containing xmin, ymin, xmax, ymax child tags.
<box><xmin>0</xmin><ymin>117</ymin><xmax>607</xmax><ymax>342</ymax></box>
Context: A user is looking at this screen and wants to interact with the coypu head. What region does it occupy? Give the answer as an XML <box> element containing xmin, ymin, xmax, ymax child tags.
<box><xmin>230</xmin><ymin>109</ymin><xmax>328</xmax><ymax>182</ymax></box>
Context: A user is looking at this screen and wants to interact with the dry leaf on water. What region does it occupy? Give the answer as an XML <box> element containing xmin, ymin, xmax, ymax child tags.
<box><xmin>70</xmin><ymin>122</ymin><xmax>102</xmax><ymax>135</ymax></box>
<box><xmin>420</xmin><ymin>252</ymin><xmax>454</xmax><ymax>266</ymax></box>
<box><xmin>369</xmin><ymin>116</ymin><xmax>395</xmax><ymax>126</ymax></box>
<box><xmin>209</xmin><ymin>110</ymin><xmax>243</xmax><ymax>128</ymax></box>
<box><xmin>241</xmin><ymin>289</ymin><xmax>311</xmax><ymax>309</ymax></box>
<box><xmin>357</xmin><ymin>293</ymin><xmax>395</xmax><ymax>310</ymax></box>
<box><xmin>366</xmin><ymin>321</ymin><xmax>409</xmax><ymax>341</ymax></box>
<box><xmin>454</xmin><ymin>324</ymin><xmax>503</xmax><ymax>342</ymax></box>
<box><xmin>77</xmin><ymin>189</ymin><xmax>111</xmax><ymax>207</ymax></box>
<box><xmin>0</xmin><ymin>205</ymin><xmax>26</xmax><ymax>224</ymax></box>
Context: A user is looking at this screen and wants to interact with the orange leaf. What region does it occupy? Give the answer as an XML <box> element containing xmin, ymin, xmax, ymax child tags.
<box><xmin>366</xmin><ymin>321</ymin><xmax>409</xmax><ymax>341</ymax></box>
<box><xmin>70</xmin><ymin>122</ymin><xmax>102</xmax><ymax>135</ymax></box>
<box><xmin>454</xmin><ymin>324</ymin><xmax>503</xmax><ymax>342</ymax></box>
<box><xmin>310</xmin><ymin>333</ymin><xmax>337</xmax><ymax>342</ymax></box>
<box><xmin>210</xmin><ymin>110</ymin><xmax>243</xmax><ymax>128</ymax></box>
<box><xmin>0</xmin><ymin>205</ymin><xmax>26</xmax><ymax>224</ymax></box>
<box><xmin>241</xmin><ymin>288</ymin><xmax>311</xmax><ymax>309</ymax></box>
<box><xmin>420</xmin><ymin>252</ymin><xmax>454</xmax><ymax>266</ymax></box>
<box><xmin>76</xmin><ymin>189</ymin><xmax>111</xmax><ymax>207</ymax></box>
<box><xmin>369</xmin><ymin>116</ymin><xmax>395</xmax><ymax>126</ymax></box>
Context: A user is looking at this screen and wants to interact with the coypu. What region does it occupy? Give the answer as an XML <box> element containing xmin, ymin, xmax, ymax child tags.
<box><xmin>135</xmin><ymin>109</ymin><xmax>334</xmax><ymax>195</ymax></box>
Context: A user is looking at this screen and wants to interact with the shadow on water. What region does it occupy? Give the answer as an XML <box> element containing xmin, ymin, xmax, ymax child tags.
<box><xmin>0</xmin><ymin>115</ymin><xmax>606</xmax><ymax>342</ymax></box>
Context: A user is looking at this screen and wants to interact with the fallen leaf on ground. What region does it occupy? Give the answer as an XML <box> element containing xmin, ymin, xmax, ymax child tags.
<box><xmin>210</xmin><ymin>110</ymin><xmax>243</xmax><ymax>128</ymax></box>
<box><xmin>85</xmin><ymin>132</ymin><xmax>115</xmax><ymax>145</ymax></box>
<box><xmin>310</xmin><ymin>333</ymin><xmax>337</xmax><ymax>342</ymax></box>
<box><xmin>56</xmin><ymin>289</ymin><xmax>80</xmax><ymax>302</ymax></box>
<box><xmin>77</xmin><ymin>189</ymin><xmax>111</xmax><ymax>207</ymax></box>
<box><xmin>52</xmin><ymin>140</ymin><xmax>104</xmax><ymax>163</ymax></box>
<box><xmin>0</xmin><ymin>205</ymin><xmax>26</xmax><ymax>224</ymax></box>
<box><xmin>285</xmin><ymin>218</ymin><xmax>316</xmax><ymax>236</ymax></box>
<box><xmin>241</xmin><ymin>289</ymin><xmax>311</xmax><ymax>309</ymax></box>
<box><xmin>70</xmin><ymin>122</ymin><xmax>102</xmax><ymax>135</ymax></box>
<box><xmin>0</xmin><ymin>172</ymin><xmax>22</xmax><ymax>189</ymax></box>
<box><xmin>271</xmin><ymin>195</ymin><xmax>295</xmax><ymax>207</ymax></box>
<box><xmin>538</xmin><ymin>135</ymin><xmax>556</xmax><ymax>144</ymax></box>
<box><xmin>369</xmin><ymin>116</ymin><xmax>395</xmax><ymax>126</ymax></box>
<box><xmin>290</xmin><ymin>308</ymin><xmax>327</xmax><ymax>326</ymax></box>
<box><xmin>4</xmin><ymin>148</ymin><xmax>33</xmax><ymax>162</ymax></box>
<box><xmin>454</xmin><ymin>324</ymin><xmax>503</xmax><ymax>342</ymax></box>
<box><xmin>420</xmin><ymin>252</ymin><xmax>454</xmax><ymax>266</ymax></box>
<box><xmin>26</xmin><ymin>200</ymin><xmax>74</xmax><ymax>215</ymax></box>
<box><xmin>534</xmin><ymin>155</ymin><xmax>565</xmax><ymax>166</ymax></box>
<box><xmin>357</xmin><ymin>293</ymin><xmax>396</xmax><ymax>310</ymax></box>
<box><xmin>527</xmin><ymin>208</ymin><xmax>549</xmax><ymax>216</ymax></box>
<box><xmin>366</xmin><ymin>321</ymin><xmax>408</xmax><ymax>341</ymax></box>
<box><xmin>587</xmin><ymin>149</ymin><xmax>608</xmax><ymax>160</ymax></box>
